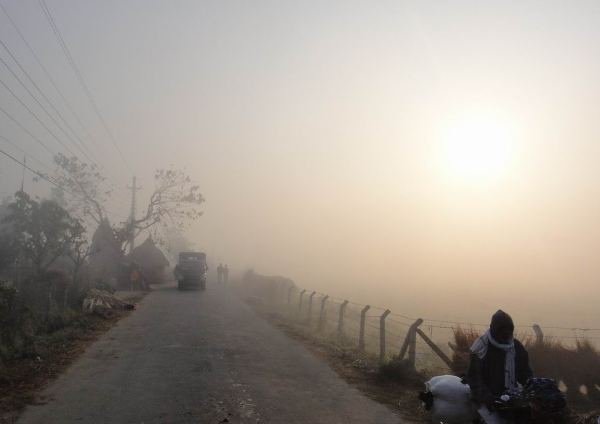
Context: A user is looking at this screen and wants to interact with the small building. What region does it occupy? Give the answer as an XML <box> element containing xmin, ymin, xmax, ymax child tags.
<box><xmin>88</xmin><ymin>219</ymin><xmax>123</xmax><ymax>286</ymax></box>
<box><xmin>127</xmin><ymin>237</ymin><xmax>170</xmax><ymax>285</ymax></box>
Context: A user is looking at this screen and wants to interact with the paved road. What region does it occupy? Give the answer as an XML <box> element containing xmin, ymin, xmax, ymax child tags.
<box><xmin>19</xmin><ymin>284</ymin><xmax>401</xmax><ymax>424</ymax></box>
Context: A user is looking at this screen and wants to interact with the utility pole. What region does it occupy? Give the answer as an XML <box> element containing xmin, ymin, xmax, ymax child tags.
<box><xmin>20</xmin><ymin>155</ymin><xmax>26</xmax><ymax>192</ymax></box>
<box><xmin>127</xmin><ymin>176</ymin><xmax>142</xmax><ymax>253</ymax></box>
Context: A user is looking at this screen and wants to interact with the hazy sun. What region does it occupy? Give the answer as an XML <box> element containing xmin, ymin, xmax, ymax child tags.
<box><xmin>439</xmin><ymin>115</ymin><xmax>515</xmax><ymax>183</ymax></box>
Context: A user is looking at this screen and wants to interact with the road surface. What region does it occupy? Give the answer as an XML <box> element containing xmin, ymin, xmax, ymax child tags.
<box><xmin>18</xmin><ymin>284</ymin><xmax>401</xmax><ymax>424</ymax></box>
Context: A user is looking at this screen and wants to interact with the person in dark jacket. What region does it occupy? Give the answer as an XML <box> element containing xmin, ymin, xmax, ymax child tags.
<box><xmin>217</xmin><ymin>263</ymin><xmax>223</xmax><ymax>284</ymax></box>
<box><xmin>223</xmin><ymin>264</ymin><xmax>229</xmax><ymax>284</ymax></box>
<box><xmin>467</xmin><ymin>310</ymin><xmax>533</xmax><ymax>413</ymax></box>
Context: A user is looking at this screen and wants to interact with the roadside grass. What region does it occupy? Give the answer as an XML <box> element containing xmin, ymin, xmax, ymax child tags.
<box><xmin>379</xmin><ymin>358</ymin><xmax>426</xmax><ymax>386</ymax></box>
<box><xmin>0</xmin><ymin>292</ymin><xmax>145</xmax><ymax>424</ymax></box>
<box><xmin>251</xmin><ymin>305</ymin><xmax>428</xmax><ymax>423</ymax></box>
<box><xmin>247</xmin><ymin>299</ymin><xmax>599</xmax><ymax>423</ymax></box>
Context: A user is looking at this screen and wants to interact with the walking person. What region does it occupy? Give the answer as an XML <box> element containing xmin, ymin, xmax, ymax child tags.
<box><xmin>129</xmin><ymin>263</ymin><xmax>141</xmax><ymax>291</ymax></box>
<box><xmin>223</xmin><ymin>264</ymin><xmax>229</xmax><ymax>284</ymax></box>
<box><xmin>217</xmin><ymin>263</ymin><xmax>223</xmax><ymax>284</ymax></box>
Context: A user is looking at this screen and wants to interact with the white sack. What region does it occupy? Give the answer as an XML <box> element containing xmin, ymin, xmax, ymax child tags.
<box><xmin>425</xmin><ymin>375</ymin><xmax>476</xmax><ymax>424</ymax></box>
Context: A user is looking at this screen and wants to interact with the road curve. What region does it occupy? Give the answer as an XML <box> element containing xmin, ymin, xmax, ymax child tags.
<box><xmin>18</xmin><ymin>283</ymin><xmax>402</xmax><ymax>424</ymax></box>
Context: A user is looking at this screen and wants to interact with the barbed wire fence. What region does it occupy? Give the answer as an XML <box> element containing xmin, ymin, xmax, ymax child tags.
<box><xmin>254</xmin><ymin>283</ymin><xmax>600</xmax><ymax>373</ymax></box>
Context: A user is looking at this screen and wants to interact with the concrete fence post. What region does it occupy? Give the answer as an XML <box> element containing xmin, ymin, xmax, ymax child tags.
<box><xmin>337</xmin><ymin>300</ymin><xmax>349</xmax><ymax>339</ymax></box>
<box><xmin>298</xmin><ymin>289</ymin><xmax>306</xmax><ymax>313</ymax></box>
<box><xmin>307</xmin><ymin>291</ymin><xmax>316</xmax><ymax>324</ymax></box>
<box><xmin>533</xmin><ymin>324</ymin><xmax>544</xmax><ymax>346</ymax></box>
<box><xmin>379</xmin><ymin>310</ymin><xmax>391</xmax><ymax>362</ymax></box>
<box><xmin>399</xmin><ymin>318</ymin><xmax>424</xmax><ymax>369</ymax></box>
<box><xmin>358</xmin><ymin>305</ymin><xmax>371</xmax><ymax>351</ymax></box>
<box><xmin>318</xmin><ymin>295</ymin><xmax>329</xmax><ymax>331</ymax></box>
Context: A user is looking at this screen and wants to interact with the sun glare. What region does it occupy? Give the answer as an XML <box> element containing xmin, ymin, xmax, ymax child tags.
<box><xmin>439</xmin><ymin>116</ymin><xmax>515</xmax><ymax>184</ymax></box>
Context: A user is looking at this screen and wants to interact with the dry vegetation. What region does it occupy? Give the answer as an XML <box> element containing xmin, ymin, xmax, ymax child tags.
<box><xmin>451</xmin><ymin>327</ymin><xmax>600</xmax><ymax>416</ymax></box>
<box><xmin>0</xmin><ymin>291</ymin><xmax>144</xmax><ymax>424</ymax></box>
<box><xmin>259</xmin><ymin>307</ymin><xmax>600</xmax><ymax>423</ymax></box>
<box><xmin>241</xmin><ymin>275</ymin><xmax>599</xmax><ymax>422</ymax></box>
<box><xmin>252</xmin><ymin>307</ymin><xmax>427</xmax><ymax>423</ymax></box>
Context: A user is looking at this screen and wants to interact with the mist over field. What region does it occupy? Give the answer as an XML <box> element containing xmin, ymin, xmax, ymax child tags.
<box><xmin>2</xmin><ymin>0</ymin><xmax>600</xmax><ymax>334</ymax></box>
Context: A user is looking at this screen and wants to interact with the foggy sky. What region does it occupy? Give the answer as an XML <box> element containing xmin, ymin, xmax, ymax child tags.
<box><xmin>1</xmin><ymin>0</ymin><xmax>600</xmax><ymax>330</ymax></box>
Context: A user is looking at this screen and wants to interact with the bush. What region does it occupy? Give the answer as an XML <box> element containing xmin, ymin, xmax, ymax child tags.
<box><xmin>0</xmin><ymin>271</ymin><xmax>93</xmax><ymax>363</ymax></box>
<box><xmin>449</xmin><ymin>328</ymin><xmax>600</xmax><ymax>412</ymax></box>
<box><xmin>449</xmin><ymin>327</ymin><xmax>480</xmax><ymax>375</ymax></box>
<box><xmin>0</xmin><ymin>285</ymin><xmax>37</xmax><ymax>362</ymax></box>
<box><xmin>378</xmin><ymin>358</ymin><xmax>424</xmax><ymax>385</ymax></box>
<box><xmin>526</xmin><ymin>338</ymin><xmax>600</xmax><ymax>409</ymax></box>
<box><xmin>94</xmin><ymin>279</ymin><xmax>115</xmax><ymax>294</ymax></box>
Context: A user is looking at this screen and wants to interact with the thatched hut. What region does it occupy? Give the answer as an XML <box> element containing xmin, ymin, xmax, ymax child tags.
<box><xmin>88</xmin><ymin>219</ymin><xmax>123</xmax><ymax>286</ymax></box>
<box><xmin>127</xmin><ymin>237</ymin><xmax>170</xmax><ymax>285</ymax></box>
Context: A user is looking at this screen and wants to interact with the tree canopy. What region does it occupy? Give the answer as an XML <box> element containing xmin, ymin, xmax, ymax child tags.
<box><xmin>52</xmin><ymin>153</ymin><xmax>111</xmax><ymax>225</ymax></box>
<box><xmin>3</xmin><ymin>191</ymin><xmax>84</xmax><ymax>274</ymax></box>
<box><xmin>52</xmin><ymin>155</ymin><xmax>204</xmax><ymax>252</ymax></box>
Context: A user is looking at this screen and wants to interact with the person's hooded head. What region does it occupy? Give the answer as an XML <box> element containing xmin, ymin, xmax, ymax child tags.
<box><xmin>490</xmin><ymin>309</ymin><xmax>514</xmax><ymax>344</ymax></box>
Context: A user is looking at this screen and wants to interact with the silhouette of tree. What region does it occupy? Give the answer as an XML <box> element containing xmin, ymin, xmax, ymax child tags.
<box><xmin>53</xmin><ymin>156</ymin><xmax>204</xmax><ymax>252</ymax></box>
<box><xmin>3</xmin><ymin>191</ymin><xmax>84</xmax><ymax>275</ymax></box>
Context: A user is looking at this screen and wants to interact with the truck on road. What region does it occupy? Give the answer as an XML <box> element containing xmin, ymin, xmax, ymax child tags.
<box><xmin>174</xmin><ymin>251</ymin><xmax>207</xmax><ymax>290</ymax></box>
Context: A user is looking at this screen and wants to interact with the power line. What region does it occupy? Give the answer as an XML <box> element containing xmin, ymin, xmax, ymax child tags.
<box><xmin>0</xmin><ymin>40</ymin><xmax>94</xmax><ymax>162</ymax></box>
<box><xmin>0</xmin><ymin>104</ymin><xmax>131</xmax><ymax>212</ymax></box>
<box><xmin>0</xmin><ymin>134</ymin><xmax>54</xmax><ymax>173</ymax></box>
<box><xmin>0</xmin><ymin>146</ymin><xmax>130</xmax><ymax>221</ymax></box>
<box><xmin>0</xmin><ymin>102</ymin><xmax>55</xmax><ymax>156</ymax></box>
<box><xmin>0</xmin><ymin>147</ymin><xmax>67</xmax><ymax>192</ymax></box>
<box><xmin>0</xmin><ymin>35</ymin><xmax>95</xmax><ymax>161</ymax></box>
<box><xmin>0</xmin><ymin>3</ymin><xmax>130</xmax><ymax>205</ymax></box>
<box><xmin>0</xmin><ymin>2</ymin><xmax>104</xmax><ymax>162</ymax></box>
<box><xmin>0</xmin><ymin>73</ymin><xmax>79</xmax><ymax>158</ymax></box>
<box><xmin>38</xmin><ymin>0</ymin><xmax>130</xmax><ymax>169</ymax></box>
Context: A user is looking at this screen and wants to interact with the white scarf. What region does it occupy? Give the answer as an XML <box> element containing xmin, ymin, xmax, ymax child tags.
<box><xmin>470</xmin><ymin>329</ymin><xmax>517</xmax><ymax>390</ymax></box>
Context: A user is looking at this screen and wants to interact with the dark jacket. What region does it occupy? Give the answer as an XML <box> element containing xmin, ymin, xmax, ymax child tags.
<box><xmin>467</xmin><ymin>339</ymin><xmax>533</xmax><ymax>404</ymax></box>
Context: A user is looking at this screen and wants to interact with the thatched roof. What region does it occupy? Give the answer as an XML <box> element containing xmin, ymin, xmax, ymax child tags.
<box><xmin>128</xmin><ymin>237</ymin><xmax>169</xmax><ymax>268</ymax></box>
<box><xmin>89</xmin><ymin>219</ymin><xmax>123</xmax><ymax>278</ymax></box>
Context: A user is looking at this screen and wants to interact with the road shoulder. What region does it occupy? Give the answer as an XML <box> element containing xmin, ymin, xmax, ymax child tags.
<box><xmin>0</xmin><ymin>291</ymin><xmax>147</xmax><ymax>424</ymax></box>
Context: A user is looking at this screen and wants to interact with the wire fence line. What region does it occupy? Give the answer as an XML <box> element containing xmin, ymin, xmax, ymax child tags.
<box><xmin>286</xmin><ymin>284</ymin><xmax>600</xmax><ymax>334</ymax></box>
<box><xmin>253</xmin><ymin>282</ymin><xmax>600</xmax><ymax>372</ymax></box>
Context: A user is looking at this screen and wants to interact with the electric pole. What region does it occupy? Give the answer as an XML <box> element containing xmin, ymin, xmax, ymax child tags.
<box><xmin>127</xmin><ymin>176</ymin><xmax>142</xmax><ymax>253</ymax></box>
<box><xmin>20</xmin><ymin>155</ymin><xmax>26</xmax><ymax>192</ymax></box>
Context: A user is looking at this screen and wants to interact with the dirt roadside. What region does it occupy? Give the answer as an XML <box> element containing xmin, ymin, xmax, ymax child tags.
<box><xmin>0</xmin><ymin>291</ymin><xmax>146</xmax><ymax>424</ymax></box>
<box><xmin>249</xmin><ymin>303</ymin><xmax>600</xmax><ymax>424</ymax></box>
<box><xmin>250</xmin><ymin>305</ymin><xmax>428</xmax><ymax>423</ymax></box>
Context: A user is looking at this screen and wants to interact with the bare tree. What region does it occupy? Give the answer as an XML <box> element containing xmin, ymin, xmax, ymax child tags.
<box><xmin>53</xmin><ymin>156</ymin><xmax>204</xmax><ymax>252</ymax></box>
<box><xmin>162</xmin><ymin>227</ymin><xmax>196</xmax><ymax>261</ymax></box>
<box><xmin>52</xmin><ymin>154</ymin><xmax>111</xmax><ymax>225</ymax></box>
<box><xmin>64</xmin><ymin>233</ymin><xmax>96</xmax><ymax>308</ymax></box>
<box><xmin>132</xmin><ymin>168</ymin><xmax>204</xmax><ymax>233</ymax></box>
